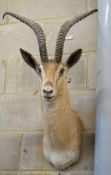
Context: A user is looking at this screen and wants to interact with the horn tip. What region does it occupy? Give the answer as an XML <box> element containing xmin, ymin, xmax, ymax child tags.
<box><xmin>3</xmin><ymin>13</ymin><xmax>6</xmax><ymax>19</ymax></box>
<box><xmin>91</xmin><ymin>9</ymin><xmax>98</xmax><ymax>13</ymax></box>
<box><xmin>3</xmin><ymin>12</ymin><xmax>9</xmax><ymax>19</ymax></box>
<box><xmin>94</xmin><ymin>9</ymin><xmax>98</xmax><ymax>12</ymax></box>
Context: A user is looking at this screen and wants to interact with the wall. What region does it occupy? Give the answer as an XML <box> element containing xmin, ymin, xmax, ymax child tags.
<box><xmin>0</xmin><ymin>0</ymin><xmax>97</xmax><ymax>174</ymax></box>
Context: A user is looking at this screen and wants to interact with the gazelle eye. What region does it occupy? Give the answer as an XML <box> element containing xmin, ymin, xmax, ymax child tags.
<box><xmin>59</xmin><ymin>68</ymin><xmax>64</xmax><ymax>76</ymax></box>
<box><xmin>37</xmin><ymin>67</ymin><xmax>41</xmax><ymax>75</ymax></box>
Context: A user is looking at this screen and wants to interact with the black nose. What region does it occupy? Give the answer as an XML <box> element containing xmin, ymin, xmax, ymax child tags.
<box><xmin>43</xmin><ymin>89</ymin><xmax>53</xmax><ymax>95</ymax></box>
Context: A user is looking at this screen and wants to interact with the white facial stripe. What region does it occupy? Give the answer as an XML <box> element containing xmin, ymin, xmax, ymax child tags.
<box><xmin>56</xmin><ymin>64</ymin><xmax>62</xmax><ymax>74</ymax></box>
<box><xmin>40</xmin><ymin>64</ymin><xmax>45</xmax><ymax>80</ymax></box>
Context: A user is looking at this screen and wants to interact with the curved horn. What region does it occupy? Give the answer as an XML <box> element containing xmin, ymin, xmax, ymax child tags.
<box><xmin>55</xmin><ymin>9</ymin><xmax>98</xmax><ymax>63</ymax></box>
<box><xmin>3</xmin><ymin>12</ymin><xmax>48</xmax><ymax>63</ymax></box>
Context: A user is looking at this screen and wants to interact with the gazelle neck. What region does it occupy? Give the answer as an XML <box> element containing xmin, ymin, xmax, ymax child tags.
<box><xmin>41</xmin><ymin>81</ymin><xmax>74</xmax><ymax>149</ymax></box>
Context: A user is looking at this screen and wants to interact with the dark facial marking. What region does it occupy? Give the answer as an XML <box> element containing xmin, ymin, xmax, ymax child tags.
<box><xmin>59</xmin><ymin>68</ymin><xmax>64</xmax><ymax>77</ymax></box>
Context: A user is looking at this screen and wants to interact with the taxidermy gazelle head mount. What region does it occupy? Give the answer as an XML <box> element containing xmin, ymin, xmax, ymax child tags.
<box><xmin>3</xmin><ymin>9</ymin><xmax>97</xmax><ymax>170</ymax></box>
<box><xmin>3</xmin><ymin>9</ymin><xmax>97</xmax><ymax>100</ymax></box>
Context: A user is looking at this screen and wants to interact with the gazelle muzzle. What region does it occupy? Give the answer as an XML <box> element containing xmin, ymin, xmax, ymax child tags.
<box><xmin>42</xmin><ymin>81</ymin><xmax>54</xmax><ymax>98</ymax></box>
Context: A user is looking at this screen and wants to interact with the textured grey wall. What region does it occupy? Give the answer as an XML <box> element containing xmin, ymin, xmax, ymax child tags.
<box><xmin>0</xmin><ymin>0</ymin><xmax>97</xmax><ymax>174</ymax></box>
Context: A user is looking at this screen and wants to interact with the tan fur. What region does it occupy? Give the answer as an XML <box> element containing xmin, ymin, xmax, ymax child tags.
<box><xmin>39</xmin><ymin>62</ymin><xmax>82</xmax><ymax>170</ymax></box>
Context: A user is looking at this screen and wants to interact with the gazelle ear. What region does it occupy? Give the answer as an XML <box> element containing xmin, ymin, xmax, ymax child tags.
<box><xmin>65</xmin><ymin>49</ymin><xmax>82</xmax><ymax>69</ymax></box>
<box><xmin>20</xmin><ymin>48</ymin><xmax>39</xmax><ymax>70</ymax></box>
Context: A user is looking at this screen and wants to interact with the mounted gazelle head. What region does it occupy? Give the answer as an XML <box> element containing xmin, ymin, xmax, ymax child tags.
<box><xmin>3</xmin><ymin>9</ymin><xmax>97</xmax><ymax>99</ymax></box>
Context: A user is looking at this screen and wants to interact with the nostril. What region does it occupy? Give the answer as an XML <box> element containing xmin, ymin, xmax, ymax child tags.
<box><xmin>49</xmin><ymin>90</ymin><xmax>53</xmax><ymax>94</ymax></box>
<box><xmin>43</xmin><ymin>89</ymin><xmax>53</xmax><ymax>94</ymax></box>
<box><xmin>43</xmin><ymin>89</ymin><xmax>47</xmax><ymax>93</ymax></box>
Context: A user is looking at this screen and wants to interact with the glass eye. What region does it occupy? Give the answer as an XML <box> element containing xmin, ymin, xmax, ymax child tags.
<box><xmin>59</xmin><ymin>68</ymin><xmax>64</xmax><ymax>76</ymax></box>
<box><xmin>37</xmin><ymin>67</ymin><xmax>41</xmax><ymax>75</ymax></box>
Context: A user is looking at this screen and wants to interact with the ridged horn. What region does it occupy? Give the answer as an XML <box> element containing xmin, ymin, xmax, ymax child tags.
<box><xmin>3</xmin><ymin>12</ymin><xmax>48</xmax><ymax>63</ymax></box>
<box><xmin>55</xmin><ymin>9</ymin><xmax>98</xmax><ymax>63</ymax></box>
